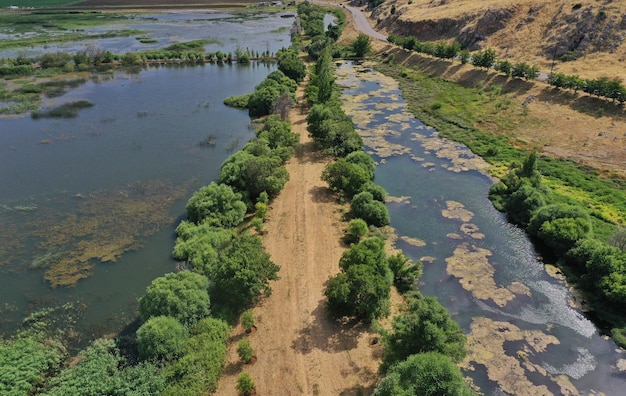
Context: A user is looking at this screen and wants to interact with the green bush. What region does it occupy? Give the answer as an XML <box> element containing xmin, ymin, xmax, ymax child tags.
<box><xmin>185</xmin><ymin>182</ymin><xmax>247</xmax><ymax>227</ymax></box>
<box><xmin>351</xmin><ymin>192</ymin><xmax>390</xmax><ymax>227</ymax></box>
<box><xmin>137</xmin><ymin>316</ymin><xmax>188</xmax><ymax>361</ymax></box>
<box><xmin>138</xmin><ymin>271</ymin><xmax>211</xmax><ymax>325</ymax></box>
<box><xmin>345</xmin><ymin>218</ymin><xmax>369</xmax><ymax>244</ymax></box>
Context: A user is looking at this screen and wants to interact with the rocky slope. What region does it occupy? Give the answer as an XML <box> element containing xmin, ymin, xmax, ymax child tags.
<box><xmin>369</xmin><ymin>0</ymin><xmax>626</xmax><ymax>81</ymax></box>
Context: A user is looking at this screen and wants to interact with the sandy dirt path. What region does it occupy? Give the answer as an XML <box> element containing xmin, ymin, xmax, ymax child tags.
<box><xmin>215</xmin><ymin>85</ymin><xmax>383</xmax><ymax>395</ymax></box>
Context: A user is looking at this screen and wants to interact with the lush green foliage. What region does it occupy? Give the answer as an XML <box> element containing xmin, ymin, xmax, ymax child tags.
<box><xmin>381</xmin><ymin>294</ymin><xmax>467</xmax><ymax>371</ymax></box>
<box><xmin>31</xmin><ymin>100</ymin><xmax>93</xmax><ymax>119</ymax></box>
<box><xmin>172</xmin><ymin>221</ymin><xmax>235</xmax><ymax>276</ymax></box>
<box><xmin>43</xmin><ymin>339</ymin><xmax>165</xmax><ymax>396</ymax></box>
<box><xmin>322</xmin><ymin>157</ymin><xmax>372</xmax><ymax>197</ymax></box>
<box><xmin>185</xmin><ymin>182</ymin><xmax>247</xmax><ymax>227</ymax></box>
<box><xmin>219</xmin><ymin>150</ymin><xmax>290</xmax><ymax>206</ymax></box>
<box><xmin>136</xmin><ymin>316</ymin><xmax>188</xmax><ymax>362</ymax></box>
<box><xmin>326</xmin><ymin>237</ymin><xmax>392</xmax><ymax>321</ymax></box>
<box><xmin>223</xmin><ymin>94</ymin><xmax>251</xmax><ymax>109</ymax></box>
<box><xmin>138</xmin><ymin>271</ymin><xmax>211</xmax><ymax>325</ymax></box>
<box><xmin>374</xmin><ymin>352</ymin><xmax>472</xmax><ymax>396</ymax></box>
<box><xmin>548</xmin><ymin>72</ymin><xmax>626</xmax><ymax>104</ymax></box>
<box><xmin>528</xmin><ymin>204</ymin><xmax>592</xmax><ymax>253</ymax></box>
<box><xmin>387</xmin><ymin>252</ymin><xmax>422</xmax><ymax>292</ymax></box>
<box><xmin>0</xmin><ymin>333</ymin><xmax>65</xmax><ymax>395</ymax></box>
<box><xmin>163</xmin><ymin>318</ymin><xmax>230</xmax><ymax>395</ymax></box>
<box><xmin>212</xmin><ymin>234</ymin><xmax>280</xmax><ymax>311</ymax></box>
<box><xmin>306</xmin><ymin>103</ymin><xmax>363</xmax><ymax>156</ymax></box>
<box><xmin>241</xmin><ymin>310</ymin><xmax>256</xmax><ymax>332</ymax></box>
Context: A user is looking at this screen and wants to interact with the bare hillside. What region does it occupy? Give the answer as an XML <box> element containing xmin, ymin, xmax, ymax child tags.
<box><xmin>371</xmin><ymin>0</ymin><xmax>626</xmax><ymax>82</ymax></box>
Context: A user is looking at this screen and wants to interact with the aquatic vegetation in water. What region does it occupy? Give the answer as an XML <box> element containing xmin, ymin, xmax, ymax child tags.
<box><xmin>441</xmin><ymin>200</ymin><xmax>474</xmax><ymax>223</ymax></box>
<box><xmin>0</xmin><ymin>180</ymin><xmax>191</xmax><ymax>287</ymax></box>
<box><xmin>31</xmin><ymin>100</ymin><xmax>93</xmax><ymax>119</ymax></box>
<box><xmin>462</xmin><ymin>317</ymin><xmax>580</xmax><ymax>396</ymax></box>
<box><xmin>446</xmin><ymin>242</ymin><xmax>517</xmax><ymax>307</ymax></box>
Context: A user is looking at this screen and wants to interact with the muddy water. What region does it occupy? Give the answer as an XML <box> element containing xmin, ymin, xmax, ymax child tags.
<box><xmin>336</xmin><ymin>61</ymin><xmax>626</xmax><ymax>395</ymax></box>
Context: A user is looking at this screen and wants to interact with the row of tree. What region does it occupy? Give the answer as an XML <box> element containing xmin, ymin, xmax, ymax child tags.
<box><xmin>548</xmin><ymin>72</ymin><xmax>626</xmax><ymax>104</ymax></box>
<box><xmin>388</xmin><ymin>33</ymin><xmax>626</xmax><ymax>104</ymax></box>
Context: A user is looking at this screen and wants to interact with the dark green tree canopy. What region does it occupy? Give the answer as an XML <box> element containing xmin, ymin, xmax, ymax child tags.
<box><xmin>139</xmin><ymin>271</ymin><xmax>211</xmax><ymax>325</ymax></box>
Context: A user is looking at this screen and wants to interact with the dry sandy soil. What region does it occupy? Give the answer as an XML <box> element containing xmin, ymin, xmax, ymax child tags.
<box><xmin>215</xmin><ymin>84</ymin><xmax>386</xmax><ymax>395</ymax></box>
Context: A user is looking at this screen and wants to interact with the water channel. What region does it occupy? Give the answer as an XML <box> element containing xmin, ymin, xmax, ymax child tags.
<box><xmin>336</xmin><ymin>61</ymin><xmax>626</xmax><ymax>395</ymax></box>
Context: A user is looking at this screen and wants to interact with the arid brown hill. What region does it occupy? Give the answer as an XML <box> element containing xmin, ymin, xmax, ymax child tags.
<box><xmin>371</xmin><ymin>0</ymin><xmax>626</xmax><ymax>82</ymax></box>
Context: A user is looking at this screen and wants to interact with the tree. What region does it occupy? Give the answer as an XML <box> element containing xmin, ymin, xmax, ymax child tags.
<box><xmin>212</xmin><ymin>235</ymin><xmax>280</xmax><ymax>310</ymax></box>
<box><xmin>322</xmin><ymin>159</ymin><xmax>371</xmax><ymax>197</ymax></box>
<box><xmin>345</xmin><ymin>218</ymin><xmax>369</xmax><ymax>244</ymax></box>
<box><xmin>352</xmin><ymin>34</ymin><xmax>372</xmax><ymax>58</ymax></box>
<box><xmin>277</xmin><ymin>48</ymin><xmax>306</xmax><ymax>82</ymax></box>
<box><xmin>471</xmin><ymin>48</ymin><xmax>497</xmax><ymax>70</ymax></box>
<box><xmin>374</xmin><ymin>352</ymin><xmax>471</xmax><ymax>396</ymax></box>
<box><xmin>382</xmin><ymin>294</ymin><xmax>467</xmax><ymax>371</ymax></box>
<box><xmin>339</xmin><ymin>237</ymin><xmax>390</xmax><ymax>280</ymax></box>
<box><xmin>326</xmin><ymin>264</ymin><xmax>391</xmax><ymax>321</ymax></box>
<box><xmin>236</xmin><ymin>373</ymin><xmax>256</xmax><ymax>395</ymax></box>
<box><xmin>528</xmin><ymin>204</ymin><xmax>591</xmax><ymax>253</ymax></box>
<box><xmin>172</xmin><ymin>221</ymin><xmax>235</xmax><ymax>276</ymax></box>
<box><xmin>220</xmin><ymin>150</ymin><xmax>290</xmax><ymax>204</ymax></box>
<box><xmin>351</xmin><ymin>191</ymin><xmax>391</xmax><ymax>227</ymax></box>
<box><xmin>237</xmin><ymin>339</ymin><xmax>254</xmax><ymax>363</ymax></box>
<box><xmin>185</xmin><ymin>182</ymin><xmax>247</xmax><ymax>227</ymax></box>
<box><xmin>136</xmin><ymin>316</ymin><xmax>188</xmax><ymax>361</ymax></box>
<box><xmin>138</xmin><ymin>271</ymin><xmax>211</xmax><ymax>325</ymax></box>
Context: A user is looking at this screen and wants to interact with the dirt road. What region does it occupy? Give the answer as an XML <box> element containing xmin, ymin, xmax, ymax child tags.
<box><xmin>215</xmin><ymin>85</ymin><xmax>383</xmax><ymax>395</ymax></box>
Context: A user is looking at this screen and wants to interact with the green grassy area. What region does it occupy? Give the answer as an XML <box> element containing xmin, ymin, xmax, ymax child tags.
<box><xmin>376</xmin><ymin>62</ymin><xmax>626</xmax><ymax>240</ymax></box>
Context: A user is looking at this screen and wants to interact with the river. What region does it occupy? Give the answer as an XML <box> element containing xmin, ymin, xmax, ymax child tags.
<box><xmin>336</xmin><ymin>61</ymin><xmax>626</xmax><ymax>395</ymax></box>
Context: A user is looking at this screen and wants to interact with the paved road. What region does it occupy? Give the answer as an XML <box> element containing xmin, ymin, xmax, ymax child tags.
<box><xmin>312</xmin><ymin>0</ymin><xmax>387</xmax><ymax>41</ymax></box>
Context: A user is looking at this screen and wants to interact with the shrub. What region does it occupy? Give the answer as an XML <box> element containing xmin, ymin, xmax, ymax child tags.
<box><xmin>137</xmin><ymin>316</ymin><xmax>188</xmax><ymax>361</ymax></box>
<box><xmin>236</xmin><ymin>373</ymin><xmax>255</xmax><ymax>395</ymax></box>
<box><xmin>351</xmin><ymin>192</ymin><xmax>390</xmax><ymax>227</ymax></box>
<box><xmin>346</xmin><ymin>218</ymin><xmax>369</xmax><ymax>244</ymax></box>
<box><xmin>237</xmin><ymin>339</ymin><xmax>254</xmax><ymax>363</ymax></box>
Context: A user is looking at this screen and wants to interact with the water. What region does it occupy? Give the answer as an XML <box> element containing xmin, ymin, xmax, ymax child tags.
<box><xmin>0</xmin><ymin>12</ymin><xmax>292</xmax><ymax>59</ymax></box>
<box><xmin>0</xmin><ymin>13</ymin><xmax>291</xmax><ymax>340</ymax></box>
<box><xmin>336</xmin><ymin>61</ymin><xmax>626</xmax><ymax>395</ymax></box>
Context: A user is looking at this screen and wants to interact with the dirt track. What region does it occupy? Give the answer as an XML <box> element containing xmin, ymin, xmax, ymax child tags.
<box><xmin>214</xmin><ymin>85</ymin><xmax>383</xmax><ymax>395</ymax></box>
